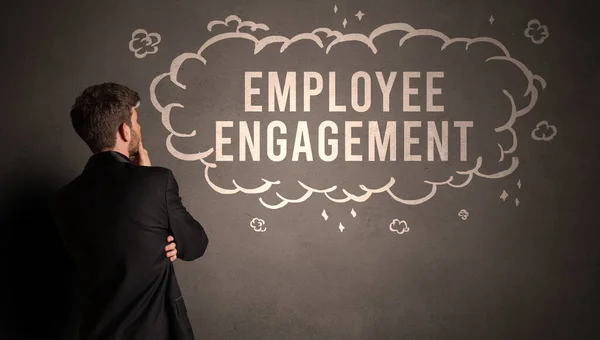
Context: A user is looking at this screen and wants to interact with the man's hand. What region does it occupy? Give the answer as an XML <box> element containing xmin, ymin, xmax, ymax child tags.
<box><xmin>133</xmin><ymin>140</ymin><xmax>151</xmax><ymax>166</ymax></box>
<box><xmin>165</xmin><ymin>235</ymin><xmax>177</xmax><ymax>262</ymax></box>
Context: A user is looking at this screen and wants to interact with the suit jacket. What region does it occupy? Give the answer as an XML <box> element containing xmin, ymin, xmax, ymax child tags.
<box><xmin>51</xmin><ymin>150</ymin><xmax>209</xmax><ymax>340</ymax></box>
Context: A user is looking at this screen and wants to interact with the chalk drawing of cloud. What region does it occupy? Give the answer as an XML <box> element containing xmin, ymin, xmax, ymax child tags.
<box><xmin>250</xmin><ymin>217</ymin><xmax>267</xmax><ymax>232</ymax></box>
<box><xmin>129</xmin><ymin>29</ymin><xmax>161</xmax><ymax>58</ymax></box>
<box><xmin>458</xmin><ymin>209</ymin><xmax>469</xmax><ymax>220</ymax></box>
<box><xmin>150</xmin><ymin>15</ymin><xmax>546</xmax><ymax>210</ymax></box>
<box><xmin>531</xmin><ymin>120</ymin><xmax>557</xmax><ymax>141</ymax></box>
<box><xmin>524</xmin><ymin>19</ymin><xmax>549</xmax><ymax>45</ymax></box>
<box><xmin>389</xmin><ymin>219</ymin><xmax>409</xmax><ymax>234</ymax></box>
<box><xmin>207</xmin><ymin>15</ymin><xmax>269</xmax><ymax>33</ymax></box>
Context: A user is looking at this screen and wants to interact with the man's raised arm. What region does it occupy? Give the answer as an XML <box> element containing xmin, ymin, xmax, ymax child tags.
<box><xmin>165</xmin><ymin>169</ymin><xmax>209</xmax><ymax>261</ymax></box>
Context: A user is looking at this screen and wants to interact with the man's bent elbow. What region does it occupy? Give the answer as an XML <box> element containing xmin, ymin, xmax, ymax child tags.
<box><xmin>180</xmin><ymin>234</ymin><xmax>209</xmax><ymax>261</ymax></box>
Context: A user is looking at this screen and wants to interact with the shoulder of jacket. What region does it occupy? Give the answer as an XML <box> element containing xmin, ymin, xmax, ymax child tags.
<box><xmin>130</xmin><ymin>164</ymin><xmax>172</xmax><ymax>179</ymax></box>
<box><xmin>53</xmin><ymin>175</ymin><xmax>83</xmax><ymax>200</ymax></box>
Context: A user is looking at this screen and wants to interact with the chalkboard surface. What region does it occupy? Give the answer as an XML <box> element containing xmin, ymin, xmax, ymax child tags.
<box><xmin>1</xmin><ymin>0</ymin><xmax>598</xmax><ymax>339</ymax></box>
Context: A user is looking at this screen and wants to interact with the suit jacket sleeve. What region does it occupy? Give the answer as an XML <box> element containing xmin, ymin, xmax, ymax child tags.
<box><xmin>165</xmin><ymin>169</ymin><xmax>209</xmax><ymax>261</ymax></box>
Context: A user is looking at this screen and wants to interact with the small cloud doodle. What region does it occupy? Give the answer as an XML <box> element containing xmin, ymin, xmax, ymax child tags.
<box><xmin>250</xmin><ymin>217</ymin><xmax>266</xmax><ymax>232</ymax></box>
<box><xmin>524</xmin><ymin>19</ymin><xmax>549</xmax><ymax>44</ymax></box>
<box><xmin>389</xmin><ymin>219</ymin><xmax>409</xmax><ymax>235</ymax></box>
<box><xmin>129</xmin><ymin>29</ymin><xmax>161</xmax><ymax>59</ymax></box>
<box><xmin>531</xmin><ymin>120</ymin><xmax>557</xmax><ymax>141</ymax></box>
<box><xmin>458</xmin><ymin>209</ymin><xmax>469</xmax><ymax>220</ymax></box>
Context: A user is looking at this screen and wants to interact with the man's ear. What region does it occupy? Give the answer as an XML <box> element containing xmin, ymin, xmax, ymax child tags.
<box><xmin>117</xmin><ymin>122</ymin><xmax>131</xmax><ymax>142</ymax></box>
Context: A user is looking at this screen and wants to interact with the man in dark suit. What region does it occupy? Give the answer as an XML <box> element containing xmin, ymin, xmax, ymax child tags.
<box><xmin>52</xmin><ymin>83</ymin><xmax>209</xmax><ymax>340</ymax></box>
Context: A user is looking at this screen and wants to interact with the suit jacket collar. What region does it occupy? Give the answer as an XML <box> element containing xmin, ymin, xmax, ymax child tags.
<box><xmin>83</xmin><ymin>151</ymin><xmax>131</xmax><ymax>173</ymax></box>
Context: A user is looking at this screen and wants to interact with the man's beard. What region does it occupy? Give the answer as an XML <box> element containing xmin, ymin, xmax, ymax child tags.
<box><xmin>128</xmin><ymin>128</ymin><xmax>140</xmax><ymax>157</ymax></box>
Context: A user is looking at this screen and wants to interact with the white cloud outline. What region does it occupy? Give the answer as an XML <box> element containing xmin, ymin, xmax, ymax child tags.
<box><xmin>250</xmin><ymin>217</ymin><xmax>266</xmax><ymax>232</ymax></box>
<box><xmin>207</xmin><ymin>16</ymin><xmax>270</xmax><ymax>33</ymax></box>
<box><xmin>389</xmin><ymin>219</ymin><xmax>410</xmax><ymax>234</ymax></box>
<box><xmin>149</xmin><ymin>15</ymin><xmax>547</xmax><ymax>210</ymax></box>
<box><xmin>129</xmin><ymin>29</ymin><xmax>161</xmax><ymax>58</ymax></box>
<box><xmin>524</xmin><ymin>19</ymin><xmax>550</xmax><ymax>45</ymax></box>
<box><xmin>531</xmin><ymin>120</ymin><xmax>557</xmax><ymax>141</ymax></box>
<box><xmin>458</xmin><ymin>209</ymin><xmax>469</xmax><ymax>220</ymax></box>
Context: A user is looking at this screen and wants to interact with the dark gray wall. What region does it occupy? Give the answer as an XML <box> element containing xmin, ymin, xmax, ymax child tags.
<box><xmin>1</xmin><ymin>0</ymin><xmax>598</xmax><ymax>339</ymax></box>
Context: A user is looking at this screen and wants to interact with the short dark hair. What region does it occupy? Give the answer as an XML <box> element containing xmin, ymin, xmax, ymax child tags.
<box><xmin>70</xmin><ymin>83</ymin><xmax>140</xmax><ymax>153</ymax></box>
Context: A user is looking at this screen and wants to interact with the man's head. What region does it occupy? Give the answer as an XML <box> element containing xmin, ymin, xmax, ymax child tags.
<box><xmin>70</xmin><ymin>83</ymin><xmax>142</xmax><ymax>156</ymax></box>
